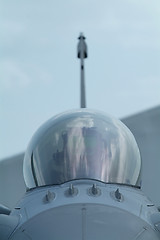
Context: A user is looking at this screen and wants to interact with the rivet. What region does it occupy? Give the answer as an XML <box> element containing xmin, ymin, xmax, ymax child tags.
<box><xmin>110</xmin><ymin>188</ymin><xmax>123</xmax><ymax>202</ymax></box>
<box><xmin>115</xmin><ymin>188</ymin><xmax>122</xmax><ymax>200</ymax></box>
<box><xmin>88</xmin><ymin>184</ymin><xmax>101</xmax><ymax>196</ymax></box>
<box><xmin>45</xmin><ymin>191</ymin><xmax>55</xmax><ymax>203</ymax></box>
<box><xmin>65</xmin><ymin>184</ymin><xmax>78</xmax><ymax>197</ymax></box>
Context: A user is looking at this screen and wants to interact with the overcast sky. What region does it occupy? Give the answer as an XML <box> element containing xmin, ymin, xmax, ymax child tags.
<box><xmin>1</xmin><ymin>0</ymin><xmax>160</xmax><ymax>159</ymax></box>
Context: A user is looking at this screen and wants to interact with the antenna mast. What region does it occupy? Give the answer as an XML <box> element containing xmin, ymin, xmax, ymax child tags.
<box><xmin>77</xmin><ymin>33</ymin><xmax>88</xmax><ymax>108</ymax></box>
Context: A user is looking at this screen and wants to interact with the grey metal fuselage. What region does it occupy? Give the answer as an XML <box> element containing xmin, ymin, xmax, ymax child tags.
<box><xmin>1</xmin><ymin>180</ymin><xmax>160</xmax><ymax>240</ymax></box>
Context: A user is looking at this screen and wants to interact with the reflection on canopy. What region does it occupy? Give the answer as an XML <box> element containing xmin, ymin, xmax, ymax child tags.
<box><xmin>23</xmin><ymin>110</ymin><xmax>141</xmax><ymax>189</ymax></box>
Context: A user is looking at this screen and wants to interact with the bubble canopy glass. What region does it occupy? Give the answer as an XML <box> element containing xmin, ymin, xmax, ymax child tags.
<box><xmin>23</xmin><ymin>109</ymin><xmax>141</xmax><ymax>189</ymax></box>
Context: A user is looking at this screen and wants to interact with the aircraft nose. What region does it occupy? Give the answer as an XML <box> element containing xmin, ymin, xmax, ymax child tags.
<box><xmin>10</xmin><ymin>204</ymin><xmax>159</xmax><ymax>240</ymax></box>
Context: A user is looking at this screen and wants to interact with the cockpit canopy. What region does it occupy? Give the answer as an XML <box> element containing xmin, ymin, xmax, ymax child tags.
<box><xmin>23</xmin><ymin>109</ymin><xmax>141</xmax><ymax>189</ymax></box>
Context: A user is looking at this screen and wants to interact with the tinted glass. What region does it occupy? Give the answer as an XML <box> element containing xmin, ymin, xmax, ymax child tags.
<box><xmin>23</xmin><ymin>110</ymin><xmax>141</xmax><ymax>188</ymax></box>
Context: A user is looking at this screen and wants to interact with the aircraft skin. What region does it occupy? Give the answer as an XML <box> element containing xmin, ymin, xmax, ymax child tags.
<box><xmin>0</xmin><ymin>35</ymin><xmax>160</xmax><ymax>240</ymax></box>
<box><xmin>1</xmin><ymin>179</ymin><xmax>160</xmax><ymax>239</ymax></box>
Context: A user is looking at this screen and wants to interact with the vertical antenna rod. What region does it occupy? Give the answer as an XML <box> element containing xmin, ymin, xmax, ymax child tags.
<box><xmin>77</xmin><ymin>33</ymin><xmax>88</xmax><ymax>108</ymax></box>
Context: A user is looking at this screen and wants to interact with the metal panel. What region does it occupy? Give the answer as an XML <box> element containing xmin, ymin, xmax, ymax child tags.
<box><xmin>122</xmin><ymin>106</ymin><xmax>160</xmax><ymax>207</ymax></box>
<box><xmin>0</xmin><ymin>153</ymin><xmax>25</xmax><ymax>209</ymax></box>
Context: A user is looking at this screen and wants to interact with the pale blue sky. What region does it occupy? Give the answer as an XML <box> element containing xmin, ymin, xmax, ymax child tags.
<box><xmin>1</xmin><ymin>0</ymin><xmax>160</xmax><ymax>159</ymax></box>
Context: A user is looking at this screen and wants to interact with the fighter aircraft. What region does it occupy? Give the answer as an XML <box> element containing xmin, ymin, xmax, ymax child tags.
<box><xmin>0</xmin><ymin>33</ymin><xmax>160</xmax><ymax>240</ymax></box>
